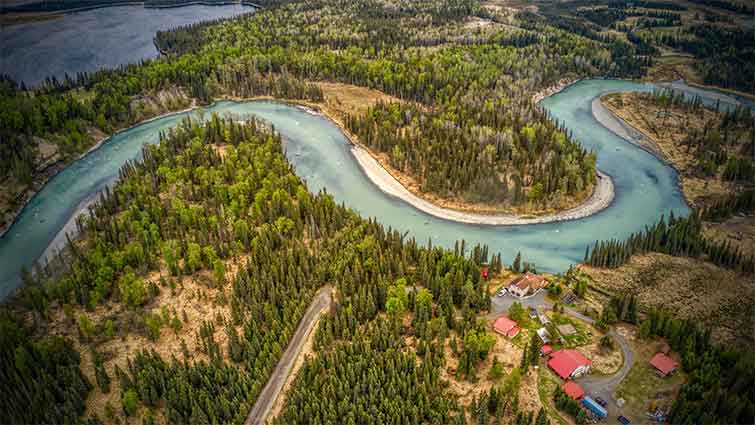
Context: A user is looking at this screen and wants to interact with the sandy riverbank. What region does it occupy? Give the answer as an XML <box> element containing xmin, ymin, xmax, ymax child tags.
<box><xmin>350</xmin><ymin>143</ymin><xmax>614</xmax><ymax>225</ymax></box>
<box><xmin>591</xmin><ymin>96</ymin><xmax>665</xmax><ymax>159</ymax></box>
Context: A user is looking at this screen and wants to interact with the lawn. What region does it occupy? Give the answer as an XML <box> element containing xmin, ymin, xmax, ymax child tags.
<box><xmin>615</xmin><ymin>340</ymin><xmax>685</xmax><ymax>414</ymax></box>
<box><xmin>549</xmin><ymin>312</ymin><xmax>591</xmax><ymax>347</ymax></box>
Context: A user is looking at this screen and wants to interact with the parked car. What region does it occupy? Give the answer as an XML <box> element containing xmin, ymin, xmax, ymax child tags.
<box><xmin>497</xmin><ymin>288</ymin><xmax>507</xmax><ymax>297</ymax></box>
<box><xmin>617</xmin><ymin>415</ymin><xmax>630</xmax><ymax>425</ymax></box>
<box><xmin>595</xmin><ymin>397</ymin><xmax>608</xmax><ymax>408</ymax></box>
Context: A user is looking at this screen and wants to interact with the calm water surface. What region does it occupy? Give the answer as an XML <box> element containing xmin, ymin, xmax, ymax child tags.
<box><xmin>7</xmin><ymin>79</ymin><xmax>739</xmax><ymax>299</ymax></box>
<box><xmin>1</xmin><ymin>4</ymin><xmax>254</xmax><ymax>86</ymax></box>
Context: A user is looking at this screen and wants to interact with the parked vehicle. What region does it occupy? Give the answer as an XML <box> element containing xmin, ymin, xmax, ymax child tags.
<box><xmin>582</xmin><ymin>396</ymin><xmax>608</xmax><ymax>419</ymax></box>
<box><xmin>596</xmin><ymin>397</ymin><xmax>608</xmax><ymax>408</ymax></box>
<box><xmin>617</xmin><ymin>416</ymin><xmax>630</xmax><ymax>425</ymax></box>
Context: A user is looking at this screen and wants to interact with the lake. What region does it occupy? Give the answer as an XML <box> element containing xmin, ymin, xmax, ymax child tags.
<box><xmin>0</xmin><ymin>3</ymin><xmax>255</xmax><ymax>87</ymax></box>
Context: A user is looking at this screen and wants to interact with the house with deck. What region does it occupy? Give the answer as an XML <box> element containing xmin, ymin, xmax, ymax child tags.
<box><xmin>507</xmin><ymin>272</ymin><xmax>547</xmax><ymax>298</ymax></box>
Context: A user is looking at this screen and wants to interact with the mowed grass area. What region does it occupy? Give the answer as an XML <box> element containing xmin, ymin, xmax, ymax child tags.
<box><xmin>549</xmin><ymin>312</ymin><xmax>591</xmax><ymax>347</ymax></box>
<box><xmin>615</xmin><ymin>338</ymin><xmax>685</xmax><ymax>414</ymax></box>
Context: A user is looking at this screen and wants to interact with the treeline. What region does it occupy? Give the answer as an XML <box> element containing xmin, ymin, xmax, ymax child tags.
<box><xmin>651</xmin><ymin>23</ymin><xmax>755</xmax><ymax>93</ymax></box>
<box><xmin>0</xmin><ymin>54</ymin><xmax>322</xmax><ymax>183</ymax></box>
<box><xmin>585</xmin><ymin>212</ymin><xmax>755</xmax><ymax>272</ymax></box>
<box><xmin>699</xmin><ymin>189</ymin><xmax>755</xmax><ymax>221</ymax></box>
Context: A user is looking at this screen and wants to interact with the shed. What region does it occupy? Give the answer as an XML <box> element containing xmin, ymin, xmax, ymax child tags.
<box><xmin>536</xmin><ymin>327</ymin><xmax>551</xmax><ymax>344</ymax></box>
<box><xmin>493</xmin><ymin>315</ymin><xmax>520</xmax><ymax>338</ymax></box>
<box><xmin>541</xmin><ymin>344</ymin><xmax>553</xmax><ymax>356</ymax></box>
<box><xmin>562</xmin><ymin>381</ymin><xmax>584</xmax><ymax>400</ymax></box>
<box><xmin>650</xmin><ymin>352</ymin><xmax>678</xmax><ymax>377</ymax></box>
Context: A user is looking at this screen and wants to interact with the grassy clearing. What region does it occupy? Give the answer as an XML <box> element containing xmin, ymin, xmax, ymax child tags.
<box><xmin>549</xmin><ymin>312</ymin><xmax>592</xmax><ymax>347</ymax></box>
<box><xmin>615</xmin><ymin>337</ymin><xmax>685</xmax><ymax>414</ymax></box>
<box><xmin>581</xmin><ymin>253</ymin><xmax>755</xmax><ymax>344</ymax></box>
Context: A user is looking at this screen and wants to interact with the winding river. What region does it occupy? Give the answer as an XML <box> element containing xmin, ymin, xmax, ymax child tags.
<box><xmin>4</xmin><ymin>78</ymin><xmax>748</xmax><ymax>299</ymax></box>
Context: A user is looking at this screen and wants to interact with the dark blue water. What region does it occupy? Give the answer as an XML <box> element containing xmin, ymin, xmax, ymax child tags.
<box><xmin>0</xmin><ymin>4</ymin><xmax>254</xmax><ymax>86</ymax></box>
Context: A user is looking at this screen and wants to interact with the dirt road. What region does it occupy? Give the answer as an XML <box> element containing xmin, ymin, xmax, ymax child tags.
<box><xmin>489</xmin><ymin>290</ymin><xmax>635</xmax><ymax>410</ymax></box>
<box><xmin>244</xmin><ymin>286</ymin><xmax>332</xmax><ymax>425</ymax></box>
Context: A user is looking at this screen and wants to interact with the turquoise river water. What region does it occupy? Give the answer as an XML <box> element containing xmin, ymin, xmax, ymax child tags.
<box><xmin>0</xmin><ymin>78</ymin><xmax>746</xmax><ymax>300</ymax></box>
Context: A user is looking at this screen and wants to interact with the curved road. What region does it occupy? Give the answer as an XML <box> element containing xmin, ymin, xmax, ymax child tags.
<box><xmin>489</xmin><ymin>290</ymin><xmax>635</xmax><ymax>412</ymax></box>
<box><xmin>245</xmin><ymin>286</ymin><xmax>332</xmax><ymax>425</ymax></box>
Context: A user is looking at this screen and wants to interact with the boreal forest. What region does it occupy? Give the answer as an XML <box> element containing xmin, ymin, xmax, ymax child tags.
<box><xmin>1</xmin><ymin>0</ymin><xmax>754</xmax><ymax>424</ymax></box>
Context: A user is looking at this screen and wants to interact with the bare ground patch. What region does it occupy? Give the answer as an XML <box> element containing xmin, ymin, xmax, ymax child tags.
<box><xmin>580</xmin><ymin>253</ymin><xmax>755</xmax><ymax>343</ymax></box>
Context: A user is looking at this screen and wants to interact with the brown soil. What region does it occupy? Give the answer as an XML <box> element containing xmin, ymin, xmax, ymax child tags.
<box><xmin>18</xmin><ymin>256</ymin><xmax>249</xmax><ymax>424</ymax></box>
<box><xmin>601</xmin><ymin>91</ymin><xmax>746</xmax><ymax>208</ymax></box>
<box><xmin>580</xmin><ymin>253</ymin><xmax>755</xmax><ymax>343</ymax></box>
<box><xmin>703</xmin><ymin>214</ymin><xmax>755</xmax><ymax>256</ymax></box>
<box><xmin>576</xmin><ymin>341</ymin><xmax>623</xmax><ymax>375</ymax></box>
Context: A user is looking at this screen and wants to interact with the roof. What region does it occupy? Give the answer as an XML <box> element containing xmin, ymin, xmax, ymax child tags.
<box><xmin>493</xmin><ymin>315</ymin><xmax>520</xmax><ymax>337</ymax></box>
<box><xmin>548</xmin><ymin>349</ymin><xmax>591</xmax><ymax>380</ymax></box>
<box><xmin>562</xmin><ymin>381</ymin><xmax>584</xmax><ymax>400</ymax></box>
<box><xmin>557</xmin><ymin>323</ymin><xmax>577</xmax><ymax>336</ymax></box>
<box><xmin>541</xmin><ymin>344</ymin><xmax>553</xmax><ymax>355</ymax></box>
<box><xmin>650</xmin><ymin>353</ymin><xmax>678</xmax><ymax>376</ymax></box>
<box><xmin>508</xmin><ymin>272</ymin><xmax>547</xmax><ymax>292</ymax></box>
<box><xmin>582</xmin><ymin>396</ymin><xmax>608</xmax><ymax>418</ymax></box>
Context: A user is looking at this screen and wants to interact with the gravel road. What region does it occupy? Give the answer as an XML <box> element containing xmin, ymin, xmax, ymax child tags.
<box><xmin>245</xmin><ymin>286</ymin><xmax>332</xmax><ymax>425</ymax></box>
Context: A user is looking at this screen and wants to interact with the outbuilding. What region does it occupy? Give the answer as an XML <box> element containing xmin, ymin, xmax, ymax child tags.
<box><xmin>541</xmin><ymin>344</ymin><xmax>553</xmax><ymax>357</ymax></box>
<box><xmin>536</xmin><ymin>327</ymin><xmax>551</xmax><ymax>344</ymax></box>
<box><xmin>493</xmin><ymin>315</ymin><xmax>521</xmax><ymax>338</ymax></box>
<box><xmin>650</xmin><ymin>352</ymin><xmax>678</xmax><ymax>377</ymax></box>
<box><xmin>562</xmin><ymin>381</ymin><xmax>584</xmax><ymax>400</ymax></box>
<box><xmin>548</xmin><ymin>349</ymin><xmax>591</xmax><ymax>380</ymax></box>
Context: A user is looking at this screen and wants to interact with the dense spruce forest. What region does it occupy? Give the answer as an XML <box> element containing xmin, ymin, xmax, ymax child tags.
<box><xmin>2</xmin><ymin>0</ymin><xmax>755</xmax><ymax>424</ymax></box>
<box><xmin>585</xmin><ymin>209</ymin><xmax>755</xmax><ymax>272</ymax></box>
<box><xmin>1</xmin><ymin>114</ymin><xmax>495</xmax><ymax>423</ymax></box>
<box><xmin>2</xmin><ymin>0</ymin><xmax>655</xmax><ymax>213</ymax></box>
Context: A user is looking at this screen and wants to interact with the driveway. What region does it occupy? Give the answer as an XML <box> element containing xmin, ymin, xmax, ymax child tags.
<box><xmin>245</xmin><ymin>286</ymin><xmax>333</xmax><ymax>425</ymax></box>
<box><xmin>489</xmin><ymin>290</ymin><xmax>635</xmax><ymax>416</ymax></box>
<box><xmin>575</xmin><ymin>328</ymin><xmax>635</xmax><ymax>417</ymax></box>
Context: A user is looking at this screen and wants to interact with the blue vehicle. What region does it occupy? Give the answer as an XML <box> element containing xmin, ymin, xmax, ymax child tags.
<box><xmin>582</xmin><ymin>396</ymin><xmax>608</xmax><ymax>419</ymax></box>
<box><xmin>617</xmin><ymin>416</ymin><xmax>630</xmax><ymax>425</ymax></box>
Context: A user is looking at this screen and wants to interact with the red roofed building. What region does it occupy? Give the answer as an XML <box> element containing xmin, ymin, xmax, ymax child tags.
<box><xmin>541</xmin><ymin>344</ymin><xmax>553</xmax><ymax>357</ymax></box>
<box><xmin>493</xmin><ymin>315</ymin><xmax>520</xmax><ymax>338</ymax></box>
<box><xmin>650</xmin><ymin>353</ymin><xmax>678</xmax><ymax>377</ymax></box>
<box><xmin>548</xmin><ymin>349</ymin><xmax>591</xmax><ymax>380</ymax></box>
<box><xmin>562</xmin><ymin>381</ymin><xmax>584</xmax><ymax>400</ymax></box>
<box><xmin>507</xmin><ymin>273</ymin><xmax>548</xmax><ymax>298</ymax></box>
